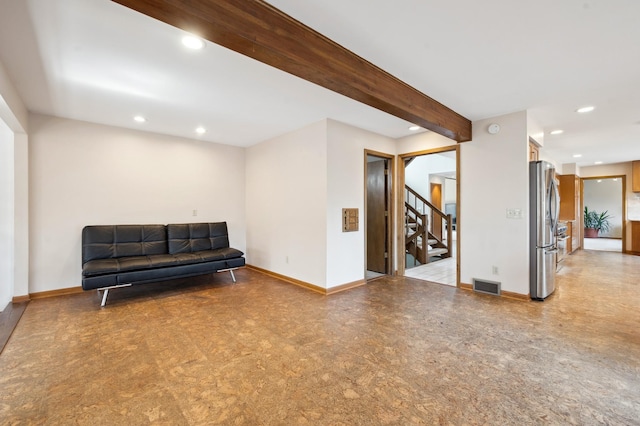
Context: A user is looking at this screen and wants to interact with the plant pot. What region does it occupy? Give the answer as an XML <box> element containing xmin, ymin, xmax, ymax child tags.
<box><xmin>584</xmin><ymin>227</ymin><xmax>599</xmax><ymax>238</ymax></box>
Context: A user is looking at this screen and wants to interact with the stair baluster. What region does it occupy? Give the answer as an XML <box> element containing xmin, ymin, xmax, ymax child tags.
<box><xmin>405</xmin><ymin>184</ymin><xmax>452</xmax><ymax>266</ymax></box>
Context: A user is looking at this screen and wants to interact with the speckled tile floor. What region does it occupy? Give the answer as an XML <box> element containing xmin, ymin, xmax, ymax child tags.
<box><xmin>1</xmin><ymin>250</ymin><xmax>639</xmax><ymax>425</ymax></box>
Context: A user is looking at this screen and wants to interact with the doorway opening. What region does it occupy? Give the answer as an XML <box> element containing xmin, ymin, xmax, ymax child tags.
<box><xmin>398</xmin><ymin>146</ymin><xmax>459</xmax><ymax>287</ymax></box>
<box><xmin>582</xmin><ymin>176</ymin><xmax>626</xmax><ymax>252</ymax></box>
<box><xmin>365</xmin><ymin>151</ymin><xmax>394</xmax><ymax>280</ymax></box>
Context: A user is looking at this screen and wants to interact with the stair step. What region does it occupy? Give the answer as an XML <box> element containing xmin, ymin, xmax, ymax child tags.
<box><xmin>429</xmin><ymin>248</ymin><xmax>448</xmax><ymax>257</ymax></box>
<box><xmin>427</xmin><ymin>239</ymin><xmax>438</xmax><ymax>245</ymax></box>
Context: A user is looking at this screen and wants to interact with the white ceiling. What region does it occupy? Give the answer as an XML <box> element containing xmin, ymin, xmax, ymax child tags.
<box><xmin>1</xmin><ymin>0</ymin><xmax>639</xmax><ymax>167</ymax></box>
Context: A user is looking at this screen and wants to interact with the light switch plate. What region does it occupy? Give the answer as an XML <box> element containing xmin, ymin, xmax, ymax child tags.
<box><xmin>343</xmin><ymin>208</ymin><xmax>359</xmax><ymax>232</ymax></box>
<box><xmin>506</xmin><ymin>208</ymin><xmax>523</xmax><ymax>219</ymax></box>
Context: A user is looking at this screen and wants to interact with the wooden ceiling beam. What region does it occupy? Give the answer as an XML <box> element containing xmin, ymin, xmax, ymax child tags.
<box><xmin>111</xmin><ymin>0</ymin><xmax>472</xmax><ymax>142</ymax></box>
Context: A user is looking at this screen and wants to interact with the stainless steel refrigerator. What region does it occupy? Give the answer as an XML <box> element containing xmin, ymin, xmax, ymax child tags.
<box><xmin>529</xmin><ymin>160</ymin><xmax>559</xmax><ymax>300</ymax></box>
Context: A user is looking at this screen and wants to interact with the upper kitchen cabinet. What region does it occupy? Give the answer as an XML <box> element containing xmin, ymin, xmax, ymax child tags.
<box><xmin>633</xmin><ymin>161</ymin><xmax>640</xmax><ymax>192</ymax></box>
<box><xmin>558</xmin><ymin>174</ymin><xmax>580</xmax><ymax>221</ymax></box>
<box><xmin>529</xmin><ymin>141</ymin><xmax>539</xmax><ymax>161</ymax></box>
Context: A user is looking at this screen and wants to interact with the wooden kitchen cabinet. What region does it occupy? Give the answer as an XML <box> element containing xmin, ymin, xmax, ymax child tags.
<box><xmin>631</xmin><ymin>221</ymin><xmax>640</xmax><ymax>254</ymax></box>
<box><xmin>558</xmin><ymin>174</ymin><xmax>580</xmax><ymax>221</ymax></box>
<box><xmin>633</xmin><ymin>161</ymin><xmax>640</xmax><ymax>192</ymax></box>
<box><xmin>529</xmin><ymin>142</ymin><xmax>539</xmax><ymax>161</ymax></box>
<box><xmin>565</xmin><ymin>221</ymin><xmax>580</xmax><ymax>254</ymax></box>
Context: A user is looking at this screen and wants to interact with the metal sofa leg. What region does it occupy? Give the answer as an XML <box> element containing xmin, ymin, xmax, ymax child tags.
<box><xmin>97</xmin><ymin>284</ymin><xmax>132</xmax><ymax>307</ymax></box>
<box><xmin>101</xmin><ymin>288</ymin><xmax>109</xmax><ymax>307</ymax></box>
<box><xmin>217</xmin><ymin>268</ymin><xmax>237</xmax><ymax>283</ymax></box>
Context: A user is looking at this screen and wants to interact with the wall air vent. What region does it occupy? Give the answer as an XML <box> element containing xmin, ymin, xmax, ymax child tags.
<box><xmin>472</xmin><ymin>278</ymin><xmax>501</xmax><ymax>296</ymax></box>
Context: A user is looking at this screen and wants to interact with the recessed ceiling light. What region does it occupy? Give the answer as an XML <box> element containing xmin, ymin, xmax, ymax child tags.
<box><xmin>573</xmin><ymin>154</ymin><xmax>582</xmax><ymax>158</ymax></box>
<box><xmin>594</xmin><ymin>161</ymin><xmax>603</xmax><ymax>165</ymax></box>
<box><xmin>550</xmin><ymin>130</ymin><xmax>564</xmax><ymax>135</ymax></box>
<box><xmin>597</xmin><ymin>180</ymin><xmax>602</xmax><ymax>183</ymax></box>
<box><xmin>409</xmin><ymin>125</ymin><xmax>420</xmax><ymax>131</ymax></box>
<box><xmin>182</xmin><ymin>35</ymin><xmax>204</xmax><ymax>50</ymax></box>
<box><xmin>195</xmin><ymin>127</ymin><xmax>206</xmax><ymax>134</ymax></box>
<box><xmin>613</xmin><ymin>178</ymin><xmax>618</xmax><ymax>182</ymax></box>
<box><xmin>134</xmin><ymin>115</ymin><xmax>146</xmax><ymax>123</ymax></box>
<box><xmin>576</xmin><ymin>106</ymin><xmax>595</xmax><ymax>113</ymax></box>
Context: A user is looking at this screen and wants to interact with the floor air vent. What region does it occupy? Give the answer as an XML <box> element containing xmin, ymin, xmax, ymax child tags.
<box><xmin>473</xmin><ymin>278</ymin><xmax>501</xmax><ymax>296</ymax></box>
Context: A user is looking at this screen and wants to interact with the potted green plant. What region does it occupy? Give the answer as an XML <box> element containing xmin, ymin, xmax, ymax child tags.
<box><xmin>584</xmin><ymin>206</ymin><xmax>612</xmax><ymax>238</ymax></box>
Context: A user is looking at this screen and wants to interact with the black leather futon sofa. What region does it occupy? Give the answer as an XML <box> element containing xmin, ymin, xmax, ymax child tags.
<box><xmin>82</xmin><ymin>222</ymin><xmax>245</xmax><ymax>306</ymax></box>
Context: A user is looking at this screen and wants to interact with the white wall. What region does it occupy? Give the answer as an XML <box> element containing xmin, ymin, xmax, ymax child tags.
<box><xmin>580</xmin><ymin>162</ymin><xmax>636</xmax><ymax>251</ymax></box>
<box><xmin>460</xmin><ymin>111</ymin><xmax>530</xmax><ymax>295</ymax></box>
<box><xmin>404</xmin><ymin>154</ymin><xmax>456</xmax><ymax>203</ymax></box>
<box><xmin>246</xmin><ymin>120</ymin><xmax>328</xmax><ymax>287</ymax></box>
<box><xmin>0</xmin><ymin>60</ymin><xmax>28</xmax><ymax>132</ymax></box>
<box><xmin>583</xmin><ymin>178</ymin><xmax>623</xmax><ymax>238</ymax></box>
<box><xmin>397</xmin><ymin>131</ymin><xmax>458</xmax><ymax>154</ymax></box>
<box><xmin>245</xmin><ymin>119</ymin><xmax>396</xmax><ymax>288</ymax></box>
<box><xmin>326</xmin><ymin>119</ymin><xmax>395</xmax><ymax>286</ymax></box>
<box><xmin>0</xmin><ymin>119</ymin><xmax>14</xmax><ymax>310</ymax></box>
<box><xmin>13</xmin><ymin>133</ymin><xmax>28</xmax><ymax>299</ymax></box>
<box><xmin>444</xmin><ymin>178</ymin><xmax>456</xmax><ymax>205</ymax></box>
<box><xmin>0</xmin><ymin>61</ymin><xmax>29</xmax><ymax>306</ymax></box>
<box><xmin>29</xmin><ymin>114</ymin><xmax>246</xmax><ymax>293</ymax></box>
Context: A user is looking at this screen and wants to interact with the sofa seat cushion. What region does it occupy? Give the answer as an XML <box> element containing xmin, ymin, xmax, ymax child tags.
<box><xmin>194</xmin><ymin>248</ymin><xmax>244</xmax><ymax>262</ymax></box>
<box><xmin>83</xmin><ymin>254</ymin><xmax>180</xmax><ymax>277</ymax></box>
<box><xmin>82</xmin><ymin>248</ymin><xmax>244</xmax><ymax>277</ymax></box>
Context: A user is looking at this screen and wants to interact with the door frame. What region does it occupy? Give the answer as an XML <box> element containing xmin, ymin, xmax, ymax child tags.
<box><xmin>364</xmin><ymin>150</ymin><xmax>395</xmax><ymax>277</ymax></box>
<box><xmin>397</xmin><ymin>145</ymin><xmax>460</xmax><ymax>285</ymax></box>
<box><xmin>580</xmin><ymin>175</ymin><xmax>627</xmax><ymax>252</ymax></box>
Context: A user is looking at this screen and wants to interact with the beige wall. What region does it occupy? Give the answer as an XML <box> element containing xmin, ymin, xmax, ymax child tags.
<box><xmin>583</xmin><ymin>178</ymin><xmax>623</xmax><ymax>238</ymax></box>
<box><xmin>580</xmin><ymin>162</ymin><xmax>636</xmax><ymax>252</ymax></box>
<box><xmin>460</xmin><ymin>111</ymin><xmax>530</xmax><ymax>295</ymax></box>
<box><xmin>0</xmin><ymin>61</ymin><xmax>29</xmax><ymax>305</ymax></box>
<box><xmin>245</xmin><ymin>118</ymin><xmax>396</xmax><ymax>289</ymax></box>
<box><xmin>326</xmin><ymin>119</ymin><xmax>396</xmax><ymax>286</ymax></box>
<box><xmin>0</xmin><ymin>60</ymin><xmax>28</xmax><ymax>132</ymax></box>
<box><xmin>0</xmin><ymin>119</ymin><xmax>13</xmax><ymax>308</ymax></box>
<box><xmin>245</xmin><ymin>120</ymin><xmax>328</xmax><ymax>287</ymax></box>
<box><xmin>29</xmin><ymin>114</ymin><xmax>246</xmax><ymax>293</ymax></box>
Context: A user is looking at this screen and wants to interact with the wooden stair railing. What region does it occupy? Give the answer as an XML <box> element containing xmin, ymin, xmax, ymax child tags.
<box><xmin>405</xmin><ymin>203</ymin><xmax>428</xmax><ymax>264</ymax></box>
<box><xmin>405</xmin><ymin>185</ymin><xmax>452</xmax><ymax>264</ymax></box>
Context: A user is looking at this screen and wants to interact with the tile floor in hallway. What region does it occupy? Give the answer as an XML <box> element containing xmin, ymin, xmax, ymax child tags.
<box><xmin>403</xmin><ymin>256</ymin><xmax>456</xmax><ymax>286</ymax></box>
<box><xmin>404</xmin><ymin>235</ymin><xmax>457</xmax><ymax>286</ymax></box>
<box><xmin>583</xmin><ymin>237</ymin><xmax>623</xmax><ymax>252</ymax></box>
<box><xmin>1</xmin><ymin>250</ymin><xmax>639</xmax><ymax>425</ymax></box>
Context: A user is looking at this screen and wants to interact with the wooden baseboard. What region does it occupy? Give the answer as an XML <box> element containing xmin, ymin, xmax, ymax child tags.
<box><xmin>29</xmin><ymin>286</ymin><xmax>84</xmax><ymax>300</ymax></box>
<box><xmin>326</xmin><ymin>279</ymin><xmax>366</xmax><ymax>295</ymax></box>
<box><xmin>246</xmin><ymin>265</ymin><xmax>326</xmax><ymax>294</ymax></box>
<box><xmin>12</xmin><ymin>295</ymin><xmax>30</xmax><ymax>303</ymax></box>
<box><xmin>460</xmin><ymin>282</ymin><xmax>529</xmax><ymax>301</ymax></box>
<box><xmin>500</xmin><ymin>290</ymin><xmax>531</xmax><ymax>301</ymax></box>
<box><xmin>246</xmin><ymin>265</ymin><xmax>365</xmax><ymax>295</ymax></box>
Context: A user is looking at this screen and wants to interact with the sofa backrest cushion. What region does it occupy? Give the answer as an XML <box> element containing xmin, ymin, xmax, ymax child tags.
<box><xmin>167</xmin><ymin>222</ymin><xmax>230</xmax><ymax>254</ymax></box>
<box><xmin>82</xmin><ymin>225</ymin><xmax>167</xmax><ymax>264</ymax></box>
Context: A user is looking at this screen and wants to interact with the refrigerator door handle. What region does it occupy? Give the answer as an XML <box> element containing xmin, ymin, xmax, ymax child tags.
<box><xmin>546</xmin><ymin>177</ymin><xmax>560</xmax><ymax>237</ymax></box>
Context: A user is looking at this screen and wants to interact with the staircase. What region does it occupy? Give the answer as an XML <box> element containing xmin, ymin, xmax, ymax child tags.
<box><xmin>405</xmin><ymin>185</ymin><xmax>453</xmax><ymax>266</ymax></box>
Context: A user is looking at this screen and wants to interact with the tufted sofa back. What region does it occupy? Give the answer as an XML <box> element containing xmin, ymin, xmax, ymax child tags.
<box><xmin>82</xmin><ymin>225</ymin><xmax>167</xmax><ymax>264</ymax></box>
<box><xmin>167</xmin><ymin>222</ymin><xmax>230</xmax><ymax>254</ymax></box>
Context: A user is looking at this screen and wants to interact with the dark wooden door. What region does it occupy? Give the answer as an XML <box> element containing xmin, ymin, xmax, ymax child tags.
<box><xmin>367</xmin><ymin>159</ymin><xmax>387</xmax><ymax>273</ymax></box>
